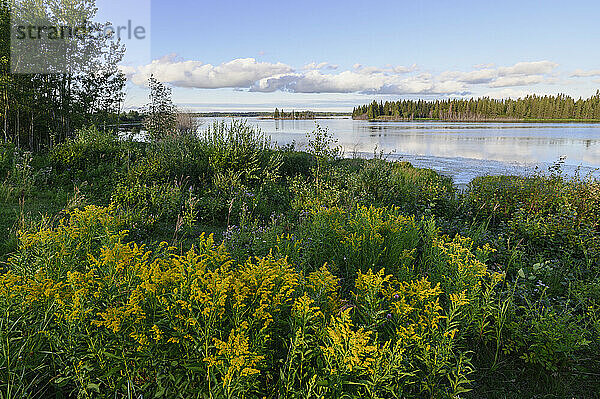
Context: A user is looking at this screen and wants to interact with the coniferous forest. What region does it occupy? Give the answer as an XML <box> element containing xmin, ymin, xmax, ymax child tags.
<box><xmin>353</xmin><ymin>92</ymin><xmax>600</xmax><ymax>121</ymax></box>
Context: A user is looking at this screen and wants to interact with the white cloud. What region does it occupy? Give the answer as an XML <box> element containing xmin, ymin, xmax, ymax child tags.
<box><xmin>489</xmin><ymin>75</ymin><xmax>545</xmax><ymax>88</ymax></box>
<box><xmin>571</xmin><ymin>69</ymin><xmax>600</xmax><ymax>78</ymax></box>
<box><xmin>497</xmin><ymin>61</ymin><xmax>558</xmax><ymax>76</ymax></box>
<box><xmin>483</xmin><ymin>88</ymin><xmax>536</xmax><ymax>99</ymax></box>
<box><xmin>118</xmin><ymin>65</ymin><xmax>137</xmax><ymax>76</ymax></box>
<box><xmin>439</xmin><ymin>61</ymin><xmax>558</xmax><ymax>88</ymax></box>
<box><xmin>352</xmin><ymin>63</ymin><xmax>417</xmax><ymax>75</ymax></box>
<box><xmin>474</xmin><ymin>63</ymin><xmax>495</xmax><ymax>69</ymax></box>
<box><xmin>123</xmin><ymin>56</ymin><xmax>563</xmax><ymax>96</ymax></box>
<box><xmin>302</xmin><ymin>62</ymin><xmax>339</xmax><ymax>71</ymax></box>
<box><xmin>440</xmin><ymin>69</ymin><xmax>497</xmax><ymax>84</ymax></box>
<box><xmin>250</xmin><ymin>70</ymin><xmax>466</xmax><ymax>95</ymax></box>
<box><xmin>127</xmin><ymin>55</ymin><xmax>293</xmax><ymax>88</ymax></box>
<box><xmin>303</xmin><ymin>62</ymin><xmax>329</xmax><ymax>70</ymax></box>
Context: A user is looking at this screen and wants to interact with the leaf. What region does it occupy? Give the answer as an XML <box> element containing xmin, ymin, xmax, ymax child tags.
<box><xmin>86</xmin><ymin>383</ymin><xmax>100</xmax><ymax>393</ymax></box>
<box><xmin>517</xmin><ymin>269</ymin><xmax>525</xmax><ymax>279</ymax></box>
<box><xmin>53</xmin><ymin>376</ymin><xmax>69</xmax><ymax>387</ymax></box>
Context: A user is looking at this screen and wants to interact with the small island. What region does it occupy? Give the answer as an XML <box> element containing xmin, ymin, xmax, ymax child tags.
<box><xmin>273</xmin><ymin>108</ymin><xmax>316</xmax><ymax>119</ymax></box>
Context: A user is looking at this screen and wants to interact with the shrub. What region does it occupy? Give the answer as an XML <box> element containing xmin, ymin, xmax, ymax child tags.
<box><xmin>277</xmin><ymin>150</ymin><xmax>315</xmax><ymax>178</ymax></box>
<box><xmin>504</xmin><ymin>296</ymin><xmax>590</xmax><ymax>372</ymax></box>
<box><xmin>123</xmin><ymin>134</ymin><xmax>209</xmax><ymax>188</ymax></box>
<box><xmin>276</xmin><ymin>205</ymin><xmax>421</xmax><ymax>284</ymax></box>
<box><xmin>8</xmin><ymin>205</ymin><xmax>124</xmax><ymax>279</ymax></box>
<box><xmin>111</xmin><ymin>180</ymin><xmax>185</xmax><ymax>237</ymax></box>
<box><xmin>201</xmin><ymin>120</ymin><xmax>280</xmax><ymax>186</ymax></box>
<box><xmin>50</xmin><ymin>126</ymin><xmax>142</xmax><ymax>202</ymax></box>
<box><xmin>51</xmin><ymin>126</ymin><xmax>125</xmax><ymax>173</ymax></box>
<box><xmin>352</xmin><ymin>159</ymin><xmax>457</xmax><ymax>216</ymax></box>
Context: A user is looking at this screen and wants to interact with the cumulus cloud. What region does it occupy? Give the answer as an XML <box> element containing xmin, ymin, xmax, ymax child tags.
<box><xmin>303</xmin><ymin>62</ymin><xmax>328</xmax><ymax>70</ymax></box>
<box><xmin>440</xmin><ymin>61</ymin><xmax>558</xmax><ymax>88</ymax></box>
<box><xmin>440</xmin><ymin>69</ymin><xmax>497</xmax><ymax>84</ymax></box>
<box><xmin>126</xmin><ymin>55</ymin><xmax>293</xmax><ymax>88</ymax></box>
<box><xmin>489</xmin><ymin>75</ymin><xmax>545</xmax><ymax>88</ymax></box>
<box><xmin>302</xmin><ymin>62</ymin><xmax>339</xmax><ymax>71</ymax></box>
<box><xmin>250</xmin><ymin>70</ymin><xmax>466</xmax><ymax>95</ymax></box>
<box><xmin>123</xmin><ymin>56</ymin><xmax>561</xmax><ymax>95</ymax></box>
<box><xmin>497</xmin><ymin>61</ymin><xmax>558</xmax><ymax>76</ymax></box>
<box><xmin>353</xmin><ymin>63</ymin><xmax>417</xmax><ymax>75</ymax></box>
<box><xmin>118</xmin><ymin>65</ymin><xmax>137</xmax><ymax>76</ymax></box>
<box><xmin>571</xmin><ymin>69</ymin><xmax>600</xmax><ymax>78</ymax></box>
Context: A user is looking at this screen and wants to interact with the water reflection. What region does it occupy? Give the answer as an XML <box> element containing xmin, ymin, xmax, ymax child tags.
<box><xmin>202</xmin><ymin>117</ymin><xmax>600</xmax><ymax>184</ymax></box>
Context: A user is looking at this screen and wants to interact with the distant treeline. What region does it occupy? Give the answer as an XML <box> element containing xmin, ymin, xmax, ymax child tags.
<box><xmin>186</xmin><ymin>111</ymin><xmax>349</xmax><ymax>119</ymax></box>
<box><xmin>190</xmin><ymin>112</ymin><xmax>271</xmax><ymax>118</ymax></box>
<box><xmin>352</xmin><ymin>92</ymin><xmax>600</xmax><ymax>121</ymax></box>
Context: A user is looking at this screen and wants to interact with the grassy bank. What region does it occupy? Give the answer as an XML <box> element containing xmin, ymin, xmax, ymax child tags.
<box><xmin>1</xmin><ymin>122</ymin><xmax>599</xmax><ymax>398</ymax></box>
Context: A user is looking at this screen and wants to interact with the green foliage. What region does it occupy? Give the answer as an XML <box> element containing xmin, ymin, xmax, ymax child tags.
<box><xmin>353</xmin><ymin>92</ymin><xmax>600</xmax><ymax>121</ymax></box>
<box><xmin>0</xmin><ymin>206</ymin><xmax>479</xmax><ymax>398</ymax></box>
<box><xmin>467</xmin><ymin>173</ymin><xmax>600</xmax><ymax>284</ymax></box>
<box><xmin>278</xmin><ymin>149</ymin><xmax>315</xmax><ymax>178</ymax></box>
<box><xmin>504</xmin><ymin>293</ymin><xmax>590</xmax><ymax>371</ymax></box>
<box><xmin>352</xmin><ymin>159</ymin><xmax>456</xmax><ymax>216</ymax></box>
<box><xmin>111</xmin><ymin>180</ymin><xmax>185</xmax><ymax>234</ymax></box>
<box><xmin>8</xmin><ymin>205</ymin><xmax>124</xmax><ymax>278</ymax></box>
<box><xmin>0</xmin><ymin>142</ymin><xmax>14</xmax><ymax>179</ymax></box>
<box><xmin>143</xmin><ymin>76</ymin><xmax>177</xmax><ymax>142</ymax></box>
<box><xmin>202</xmin><ymin>120</ymin><xmax>280</xmax><ymax>186</ymax></box>
<box><xmin>276</xmin><ymin>205</ymin><xmax>421</xmax><ymax>284</ymax></box>
<box><xmin>0</xmin><ymin>120</ymin><xmax>599</xmax><ymax>397</ymax></box>
<box><xmin>0</xmin><ymin>0</ymin><xmax>126</xmax><ymax>151</ymax></box>
<box><xmin>51</xmin><ymin>126</ymin><xmax>125</xmax><ymax>172</ymax></box>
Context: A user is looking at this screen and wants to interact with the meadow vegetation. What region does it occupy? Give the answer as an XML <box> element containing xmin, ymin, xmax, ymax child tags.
<box><xmin>0</xmin><ymin>121</ymin><xmax>599</xmax><ymax>398</ymax></box>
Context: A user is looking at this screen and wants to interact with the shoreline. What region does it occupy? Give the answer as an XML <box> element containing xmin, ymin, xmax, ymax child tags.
<box><xmin>352</xmin><ymin>117</ymin><xmax>600</xmax><ymax>123</ymax></box>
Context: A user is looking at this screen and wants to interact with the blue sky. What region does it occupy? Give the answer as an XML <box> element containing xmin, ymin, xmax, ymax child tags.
<box><xmin>99</xmin><ymin>0</ymin><xmax>600</xmax><ymax>111</ymax></box>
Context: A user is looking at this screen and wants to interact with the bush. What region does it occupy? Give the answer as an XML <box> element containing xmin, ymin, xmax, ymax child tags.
<box><xmin>111</xmin><ymin>180</ymin><xmax>186</xmax><ymax>237</ymax></box>
<box><xmin>352</xmin><ymin>160</ymin><xmax>457</xmax><ymax>216</ymax></box>
<box><xmin>201</xmin><ymin>120</ymin><xmax>280</xmax><ymax>186</ymax></box>
<box><xmin>123</xmin><ymin>134</ymin><xmax>209</xmax><ymax>188</ymax></box>
<box><xmin>276</xmin><ymin>205</ymin><xmax>421</xmax><ymax>284</ymax></box>
<box><xmin>7</xmin><ymin>205</ymin><xmax>124</xmax><ymax>279</ymax></box>
<box><xmin>51</xmin><ymin>127</ymin><xmax>126</xmax><ymax>173</ymax></box>
<box><xmin>504</xmin><ymin>296</ymin><xmax>590</xmax><ymax>372</ymax></box>
<box><xmin>277</xmin><ymin>150</ymin><xmax>315</xmax><ymax>178</ymax></box>
<box><xmin>50</xmin><ymin>127</ymin><xmax>143</xmax><ymax>202</ymax></box>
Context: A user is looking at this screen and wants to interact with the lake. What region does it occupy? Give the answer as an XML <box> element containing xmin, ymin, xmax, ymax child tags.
<box><xmin>199</xmin><ymin>117</ymin><xmax>600</xmax><ymax>185</ymax></box>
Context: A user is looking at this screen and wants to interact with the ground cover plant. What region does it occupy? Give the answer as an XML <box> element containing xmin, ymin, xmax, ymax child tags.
<box><xmin>0</xmin><ymin>121</ymin><xmax>599</xmax><ymax>398</ymax></box>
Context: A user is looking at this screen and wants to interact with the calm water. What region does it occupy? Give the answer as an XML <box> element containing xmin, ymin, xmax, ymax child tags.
<box><xmin>200</xmin><ymin>117</ymin><xmax>600</xmax><ymax>185</ymax></box>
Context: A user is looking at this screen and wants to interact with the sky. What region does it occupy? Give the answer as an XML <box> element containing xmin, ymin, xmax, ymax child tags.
<box><xmin>97</xmin><ymin>0</ymin><xmax>600</xmax><ymax>111</ymax></box>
